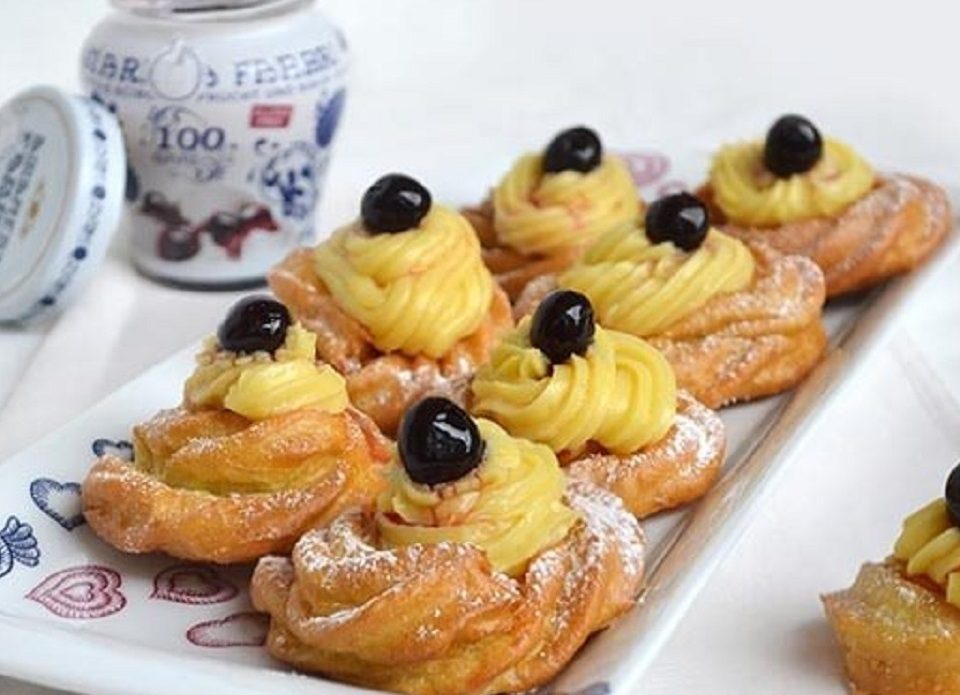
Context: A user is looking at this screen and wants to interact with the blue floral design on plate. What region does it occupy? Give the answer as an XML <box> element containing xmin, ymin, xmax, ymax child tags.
<box><xmin>0</xmin><ymin>516</ymin><xmax>40</xmax><ymax>579</ymax></box>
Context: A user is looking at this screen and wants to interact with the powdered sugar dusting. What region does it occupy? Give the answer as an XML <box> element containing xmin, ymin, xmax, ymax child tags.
<box><xmin>567</xmin><ymin>480</ymin><xmax>646</xmax><ymax>583</ymax></box>
<box><xmin>515</xmin><ymin>237</ymin><xmax>827</xmax><ymax>409</ymax></box>
<box><xmin>251</xmin><ymin>480</ymin><xmax>645</xmax><ymax>693</ymax></box>
<box><xmin>566</xmin><ymin>391</ymin><xmax>725</xmax><ymax>517</ymax></box>
<box><xmin>718</xmin><ymin>173</ymin><xmax>952</xmax><ymax>295</ymax></box>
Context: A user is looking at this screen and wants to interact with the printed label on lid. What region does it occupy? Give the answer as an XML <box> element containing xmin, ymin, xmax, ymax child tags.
<box><xmin>0</xmin><ymin>97</ymin><xmax>70</xmax><ymax>300</ymax></box>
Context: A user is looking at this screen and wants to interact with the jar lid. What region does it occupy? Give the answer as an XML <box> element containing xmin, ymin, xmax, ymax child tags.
<box><xmin>0</xmin><ymin>86</ymin><xmax>126</xmax><ymax>324</ymax></box>
<box><xmin>114</xmin><ymin>0</ymin><xmax>269</xmax><ymax>7</ymax></box>
<box><xmin>111</xmin><ymin>0</ymin><xmax>307</xmax><ymax>18</ymax></box>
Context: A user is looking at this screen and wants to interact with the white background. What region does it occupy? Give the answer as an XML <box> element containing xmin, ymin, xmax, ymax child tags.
<box><xmin>1</xmin><ymin>1</ymin><xmax>960</xmax><ymax>693</ymax></box>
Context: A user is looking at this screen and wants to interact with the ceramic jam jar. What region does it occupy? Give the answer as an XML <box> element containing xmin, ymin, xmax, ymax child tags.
<box><xmin>81</xmin><ymin>0</ymin><xmax>349</xmax><ymax>289</ymax></box>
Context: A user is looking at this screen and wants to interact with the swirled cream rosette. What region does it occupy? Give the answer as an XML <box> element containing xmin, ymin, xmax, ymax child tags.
<box><xmin>270</xmin><ymin>176</ymin><xmax>513</xmax><ymax>435</ymax></box>
<box><xmin>472</xmin><ymin>295</ymin><xmax>726</xmax><ymax>518</ymax></box>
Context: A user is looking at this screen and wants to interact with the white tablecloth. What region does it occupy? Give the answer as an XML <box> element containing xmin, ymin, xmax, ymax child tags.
<box><xmin>1</xmin><ymin>1</ymin><xmax>959</xmax><ymax>693</ymax></box>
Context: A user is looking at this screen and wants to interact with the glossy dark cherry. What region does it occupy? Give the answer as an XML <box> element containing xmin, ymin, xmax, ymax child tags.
<box><xmin>542</xmin><ymin>126</ymin><xmax>603</xmax><ymax>174</ymax></box>
<box><xmin>945</xmin><ymin>463</ymin><xmax>960</xmax><ymax>527</ymax></box>
<box><xmin>208</xmin><ymin>212</ymin><xmax>242</xmax><ymax>247</ymax></box>
<box><xmin>398</xmin><ymin>397</ymin><xmax>485</xmax><ymax>486</ymax></box>
<box><xmin>644</xmin><ymin>192</ymin><xmax>710</xmax><ymax>252</ymax></box>
<box><xmin>157</xmin><ymin>225</ymin><xmax>200</xmax><ymax>262</ymax></box>
<box><xmin>763</xmin><ymin>114</ymin><xmax>823</xmax><ymax>178</ymax></box>
<box><xmin>217</xmin><ymin>295</ymin><xmax>291</xmax><ymax>354</ymax></box>
<box><xmin>530</xmin><ymin>290</ymin><xmax>596</xmax><ymax>364</ymax></box>
<box><xmin>360</xmin><ymin>173</ymin><xmax>432</xmax><ymax>234</ymax></box>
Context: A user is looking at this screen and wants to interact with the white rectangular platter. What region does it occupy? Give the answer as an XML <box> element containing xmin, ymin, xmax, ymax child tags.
<box><xmin>0</xmin><ymin>234</ymin><xmax>956</xmax><ymax>695</ymax></box>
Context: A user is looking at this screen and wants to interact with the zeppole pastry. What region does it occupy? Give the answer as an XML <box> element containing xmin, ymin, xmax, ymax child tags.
<box><xmin>463</xmin><ymin>126</ymin><xmax>642</xmax><ymax>300</ymax></box>
<box><xmin>823</xmin><ymin>463</ymin><xmax>960</xmax><ymax>694</ymax></box>
<box><xmin>251</xmin><ymin>397</ymin><xmax>645</xmax><ymax>695</ymax></box>
<box><xmin>515</xmin><ymin>192</ymin><xmax>827</xmax><ymax>408</ymax></box>
<box><xmin>269</xmin><ymin>174</ymin><xmax>513</xmax><ymax>435</ymax></box>
<box><xmin>699</xmin><ymin>114</ymin><xmax>952</xmax><ymax>296</ymax></box>
<box><xmin>471</xmin><ymin>289</ymin><xmax>725</xmax><ymax>517</ymax></box>
<box><xmin>82</xmin><ymin>296</ymin><xmax>391</xmax><ymax>564</ymax></box>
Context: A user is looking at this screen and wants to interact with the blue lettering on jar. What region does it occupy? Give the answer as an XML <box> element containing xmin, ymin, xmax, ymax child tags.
<box><xmin>233</xmin><ymin>43</ymin><xmax>340</xmax><ymax>87</ymax></box>
<box><xmin>146</xmin><ymin>106</ymin><xmax>233</xmax><ymax>183</ymax></box>
<box><xmin>83</xmin><ymin>47</ymin><xmax>146</xmax><ymax>84</ymax></box>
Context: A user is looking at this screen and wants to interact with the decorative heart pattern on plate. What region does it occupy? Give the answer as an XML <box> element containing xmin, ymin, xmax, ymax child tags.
<box><xmin>30</xmin><ymin>478</ymin><xmax>85</xmax><ymax>531</ymax></box>
<box><xmin>91</xmin><ymin>438</ymin><xmax>134</xmax><ymax>461</ymax></box>
<box><xmin>186</xmin><ymin>612</ymin><xmax>270</xmax><ymax>648</ymax></box>
<box><xmin>0</xmin><ymin>516</ymin><xmax>40</xmax><ymax>579</ymax></box>
<box><xmin>27</xmin><ymin>565</ymin><xmax>126</xmax><ymax>619</ymax></box>
<box><xmin>151</xmin><ymin>564</ymin><xmax>239</xmax><ymax>605</ymax></box>
<box><xmin>620</xmin><ymin>151</ymin><xmax>671</xmax><ymax>188</ymax></box>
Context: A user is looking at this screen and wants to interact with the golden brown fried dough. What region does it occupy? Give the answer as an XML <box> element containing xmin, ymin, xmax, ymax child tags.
<box><xmin>823</xmin><ymin>560</ymin><xmax>960</xmax><ymax>695</ymax></box>
<box><xmin>561</xmin><ymin>392</ymin><xmax>725</xmax><ymax>518</ymax></box>
<box><xmin>700</xmin><ymin>174</ymin><xmax>952</xmax><ymax>297</ymax></box>
<box><xmin>515</xmin><ymin>240</ymin><xmax>827</xmax><ymax>409</ymax></box>
<box><xmin>82</xmin><ymin>405</ymin><xmax>391</xmax><ymax>564</ymax></box>
<box><xmin>463</xmin><ymin>200</ymin><xmax>583</xmax><ymax>302</ymax></box>
<box><xmin>251</xmin><ymin>480</ymin><xmax>645</xmax><ymax>695</ymax></box>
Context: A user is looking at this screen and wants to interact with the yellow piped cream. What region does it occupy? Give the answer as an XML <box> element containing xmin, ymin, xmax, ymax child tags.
<box><xmin>313</xmin><ymin>205</ymin><xmax>494</xmax><ymax>358</ymax></box>
<box><xmin>184</xmin><ymin>324</ymin><xmax>348</xmax><ymax>420</ymax></box>
<box><xmin>559</xmin><ymin>225</ymin><xmax>755</xmax><ymax>337</ymax></box>
<box><xmin>709</xmin><ymin>138</ymin><xmax>875</xmax><ymax>227</ymax></box>
<box><xmin>894</xmin><ymin>499</ymin><xmax>960</xmax><ymax>607</ymax></box>
<box><xmin>471</xmin><ymin>318</ymin><xmax>676</xmax><ymax>455</ymax></box>
<box><xmin>493</xmin><ymin>153</ymin><xmax>641</xmax><ymax>256</ymax></box>
<box><xmin>377</xmin><ymin>418</ymin><xmax>578</xmax><ymax>577</ymax></box>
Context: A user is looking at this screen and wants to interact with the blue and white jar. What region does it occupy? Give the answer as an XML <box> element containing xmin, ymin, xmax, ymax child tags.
<box><xmin>81</xmin><ymin>0</ymin><xmax>349</xmax><ymax>289</ymax></box>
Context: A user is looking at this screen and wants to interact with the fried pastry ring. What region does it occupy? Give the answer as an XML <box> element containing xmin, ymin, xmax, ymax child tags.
<box><xmin>822</xmin><ymin>560</ymin><xmax>960</xmax><ymax>695</ymax></box>
<box><xmin>251</xmin><ymin>479</ymin><xmax>644</xmax><ymax>695</ymax></box>
<box><xmin>699</xmin><ymin>174</ymin><xmax>952</xmax><ymax>297</ymax></box>
<box><xmin>82</xmin><ymin>405</ymin><xmax>391</xmax><ymax>564</ymax></box>
<box><xmin>515</xmin><ymin>240</ymin><xmax>827</xmax><ymax>409</ymax></box>
<box><xmin>559</xmin><ymin>392</ymin><xmax>725</xmax><ymax>518</ymax></box>
<box><xmin>269</xmin><ymin>248</ymin><xmax>513</xmax><ymax>436</ymax></box>
<box><xmin>463</xmin><ymin>200</ymin><xmax>584</xmax><ymax>301</ymax></box>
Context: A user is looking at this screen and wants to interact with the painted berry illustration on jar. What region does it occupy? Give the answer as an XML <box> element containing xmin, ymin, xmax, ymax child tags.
<box><xmin>141</xmin><ymin>190</ymin><xmax>280</xmax><ymax>262</ymax></box>
<box><xmin>81</xmin><ymin>0</ymin><xmax>349</xmax><ymax>289</ymax></box>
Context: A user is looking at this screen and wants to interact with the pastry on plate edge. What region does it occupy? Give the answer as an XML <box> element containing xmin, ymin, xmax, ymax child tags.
<box><xmin>823</xmin><ymin>463</ymin><xmax>960</xmax><ymax>694</ymax></box>
<box><xmin>251</xmin><ymin>398</ymin><xmax>645</xmax><ymax>695</ymax></box>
